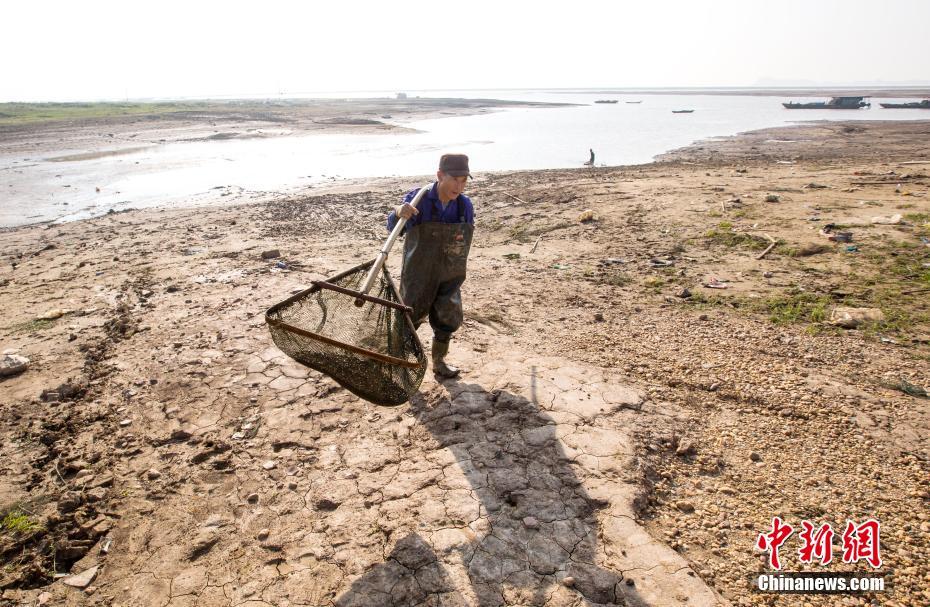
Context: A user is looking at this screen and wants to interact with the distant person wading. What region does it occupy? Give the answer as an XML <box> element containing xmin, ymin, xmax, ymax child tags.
<box><xmin>386</xmin><ymin>154</ymin><xmax>475</xmax><ymax>378</ymax></box>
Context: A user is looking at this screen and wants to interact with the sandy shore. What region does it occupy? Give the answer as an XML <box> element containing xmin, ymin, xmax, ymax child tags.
<box><xmin>1</xmin><ymin>120</ymin><xmax>928</xmax><ymax>606</ymax></box>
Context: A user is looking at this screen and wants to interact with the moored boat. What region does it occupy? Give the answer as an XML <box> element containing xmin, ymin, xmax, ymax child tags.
<box><xmin>594</xmin><ymin>100</ymin><xmax>619</xmax><ymax>104</ymax></box>
<box><xmin>783</xmin><ymin>96</ymin><xmax>870</xmax><ymax>109</ymax></box>
<box><xmin>880</xmin><ymin>100</ymin><xmax>930</xmax><ymax>109</ymax></box>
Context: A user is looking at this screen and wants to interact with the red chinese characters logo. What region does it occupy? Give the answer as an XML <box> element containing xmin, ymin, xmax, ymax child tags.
<box><xmin>757</xmin><ymin>518</ymin><xmax>882</xmax><ymax>570</ymax></box>
<box><xmin>756</xmin><ymin>517</ymin><xmax>794</xmax><ymax>570</ymax></box>
<box><xmin>798</xmin><ymin>521</ymin><xmax>834</xmax><ymax>566</ymax></box>
<box><xmin>842</xmin><ymin>519</ymin><xmax>882</xmax><ymax>569</ymax></box>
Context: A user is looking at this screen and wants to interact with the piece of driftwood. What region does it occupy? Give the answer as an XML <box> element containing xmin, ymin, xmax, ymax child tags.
<box><xmin>756</xmin><ymin>234</ymin><xmax>778</xmax><ymax>260</ymax></box>
<box><xmin>504</xmin><ymin>193</ymin><xmax>529</xmax><ymax>204</ymax></box>
<box><xmin>530</xmin><ymin>236</ymin><xmax>542</xmax><ymax>254</ymax></box>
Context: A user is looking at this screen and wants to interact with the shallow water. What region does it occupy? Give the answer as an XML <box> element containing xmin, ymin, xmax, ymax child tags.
<box><xmin>2</xmin><ymin>90</ymin><xmax>928</xmax><ymax>227</ymax></box>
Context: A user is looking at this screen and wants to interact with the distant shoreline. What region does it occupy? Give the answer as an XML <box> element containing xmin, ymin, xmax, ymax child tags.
<box><xmin>555</xmin><ymin>87</ymin><xmax>930</xmax><ymax>98</ymax></box>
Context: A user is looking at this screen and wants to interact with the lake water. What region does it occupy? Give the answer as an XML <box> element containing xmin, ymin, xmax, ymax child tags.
<box><xmin>2</xmin><ymin>89</ymin><xmax>929</xmax><ymax>227</ymax></box>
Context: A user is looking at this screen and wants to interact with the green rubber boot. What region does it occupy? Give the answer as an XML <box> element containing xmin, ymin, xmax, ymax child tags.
<box><xmin>431</xmin><ymin>339</ymin><xmax>461</xmax><ymax>379</ymax></box>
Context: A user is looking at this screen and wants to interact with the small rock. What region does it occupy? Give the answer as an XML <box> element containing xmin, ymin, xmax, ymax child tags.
<box><xmin>698</xmin><ymin>314</ymin><xmax>709</xmax><ymax>321</ymax></box>
<box><xmin>675</xmin><ymin>440</ymin><xmax>697</xmax><ymax>456</ymax></box>
<box><xmin>257</xmin><ymin>528</ymin><xmax>270</xmax><ymax>541</ymax></box>
<box><xmin>287</xmin><ymin>482</ymin><xmax>298</xmax><ymax>491</ymax></box>
<box><xmin>676</xmin><ymin>288</ymin><xmax>692</xmax><ymax>299</ymax></box>
<box><xmin>119</xmin><ymin>419</ymin><xmax>132</xmax><ymax>427</ymax></box>
<box><xmin>62</xmin><ymin>565</ymin><xmax>99</xmax><ymax>589</ymax></box>
<box><xmin>675</xmin><ymin>501</ymin><xmax>695</xmax><ymax>513</ymax></box>
<box><xmin>246</xmin><ymin>493</ymin><xmax>259</xmax><ymax>504</ymax></box>
<box><xmin>593</xmin><ymin>313</ymin><xmax>604</xmax><ymax>322</ymax></box>
<box><xmin>830</xmin><ymin>306</ymin><xmax>885</xmax><ymax>329</ymax></box>
<box><xmin>262</xmin><ymin>460</ymin><xmax>277</xmax><ymax>470</ymax></box>
<box><xmin>261</xmin><ymin>249</ymin><xmax>281</xmax><ymax>260</ymax></box>
<box><xmin>764</xmin><ymin>194</ymin><xmax>780</xmax><ymax>203</ymax></box>
<box><xmin>315</xmin><ymin>498</ymin><xmax>340</xmax><ymax>511</ymax></box>
<box><xmin>779</xmin><ymin>408</ymin><xmax>793</xmax><ymax>417</ymax></box>
<box><xmin>522</xmin><ymin>516</ymin><xmax>540</xmax><ymax>529</ymax></box>
<box><xmin>750</xmin><ymin>452</ymin><xmax>762</xmax><ymax>462</ymax></box>
<box><xmin>146</xmin><ymin>469</ymin><xmax>161</xmax><ymax>480</ymax></box>
<box><xmin>763</xmin><ymin>271</ymin><xmax>774</xmax><ymax>278</ymax></box>
<box><xmin>562</xmin><ymin>576</ymin><xmax>575</xmax><ymax>587</ymax></box>
<box><xmin>57</xmin><ymin>491</ymin><xmax>83</xmax><ymax>513</ymax></box>
<box><xmin>0</xmin><ymin>354</ymin><xmax>30</xmax><ymax>378</ymax></box>
<box><xmin>86</xmin><ymin>487</ymin><xmax>107</xmax><ymax>502</ymax></box>
<box><xmin>37</xmin><ymin>592</ymin><xmax>52</xmax><ymax>605</ymax></box>
<box><xmin>38</xmin><ymin>308</ymin><xmax>68</xmax><ymax>320</ymax></box>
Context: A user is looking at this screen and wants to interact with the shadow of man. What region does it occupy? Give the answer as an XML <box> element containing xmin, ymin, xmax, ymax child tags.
<box><xmin>335</xmin><ymin>373</ymin><xmax>648</xmax><ymax>606</ymax></box>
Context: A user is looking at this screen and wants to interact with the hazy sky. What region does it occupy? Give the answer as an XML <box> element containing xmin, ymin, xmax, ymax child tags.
<box><xmin>4</xmin><ymin>0</ymin><xmax>928</xmax><ymax>101</ymax></box>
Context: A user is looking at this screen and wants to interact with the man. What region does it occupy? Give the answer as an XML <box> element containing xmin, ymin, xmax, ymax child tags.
<box><xmin>386</xmin><ymin>154</ymin><xmax>474</xmax><ymax>378</ymax></box>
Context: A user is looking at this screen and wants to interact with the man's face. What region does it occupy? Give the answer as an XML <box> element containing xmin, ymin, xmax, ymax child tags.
<box><xmin>437</xmin><ymin>171</ymin><xmax>468</xmax><ymax>200</ymax></box>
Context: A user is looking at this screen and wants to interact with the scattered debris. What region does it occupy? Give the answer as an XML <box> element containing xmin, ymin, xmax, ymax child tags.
<box><xmin>577</xmin><ymin>209</ymin><xmax>598</xmax><ymax>223</ymax></box>
<box><xmin>62</xmin><ymin>565</ymin><xmax>100</xmax><ymax>589</ymax></box>
<box><xmin>871</xmin><ymin>213</ymin><xmax>903</xmax><ymax>225</ymax></box>
<box><xmin>37</xmin><ymin>308</ymin><xmax>69</xmax><ymax>320</ymax></box>
<box><xmin>829</xmin><ymin>306</ymin><xmax>885</xmax><ymax>329</ymax></box>
<box><xmin>704</xmin><ymin>277</ymin><xmax>729</xmax><ymax>289</ymax></box>
<box><xmin>819</xmin><ymin>224</ymin><xmax>853</xmax><ymax>242</ymax></box>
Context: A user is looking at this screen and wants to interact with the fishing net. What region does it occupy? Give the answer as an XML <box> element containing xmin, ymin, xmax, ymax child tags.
<box><xmin>266</xmin><ymin>260</ymin><xmax>427</xmax><ymax>406</ymax></box>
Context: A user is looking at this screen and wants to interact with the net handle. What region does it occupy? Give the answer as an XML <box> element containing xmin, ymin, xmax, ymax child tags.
<box><xmin>357</xmin><ymin>184</ymin><xmax>431</xmax><ymax>298</ymax></box>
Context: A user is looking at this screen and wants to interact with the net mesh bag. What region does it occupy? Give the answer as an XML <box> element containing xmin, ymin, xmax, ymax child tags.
<box><xmin>266</xmin><ymin>260</ymin><xmax>427</xmax><ymax>406</ymax></box>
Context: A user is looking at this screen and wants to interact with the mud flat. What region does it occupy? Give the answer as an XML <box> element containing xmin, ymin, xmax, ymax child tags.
<box><xmin>0</xmin><ymin>120</ymin><xmax>928</xmax><ymax>606</ymax></box>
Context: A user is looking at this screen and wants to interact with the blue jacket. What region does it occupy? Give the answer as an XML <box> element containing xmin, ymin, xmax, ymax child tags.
<box><xmin>386</xmin><ymin>182</ymin><xmax>475</xmax><ymax>233</ymax></box>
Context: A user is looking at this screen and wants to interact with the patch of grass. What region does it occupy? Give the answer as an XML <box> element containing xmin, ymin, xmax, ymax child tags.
<box><xmin>758</xmin><ymin>292</ymin><xmax>832</xmax><ymax>325</ymax></box>
<box><xmin>703</xmin><ymin>224</ymin><xmax>771</xmax><ymax>251</ymax></box>
<box><xmin>8</xmin><ymin>318</ymin><xmax>56</xmax><ymax>333</ymax></box>
<box><xmin>2</xmin><ymin>510</ymin><xmax>43</xmax><ymax>535</ymax></box>
<box><xmin>904</xmin><ymin>212</ymin><xmax>930</xmax><ymax>224</ymax></box>
<box><xmin>0</xmin><ymin>101</ymin><xmax>217</xmax><ymax>126</ymax></box>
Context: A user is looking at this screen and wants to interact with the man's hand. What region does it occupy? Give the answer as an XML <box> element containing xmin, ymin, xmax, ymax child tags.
<box><xmin>396</xmin><ymin>203</ymin><xmax>419</xmax><ymax>220</ymax></box>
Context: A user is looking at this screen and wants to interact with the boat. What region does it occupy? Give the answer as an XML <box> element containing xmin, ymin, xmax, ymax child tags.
<box><xmin>671</xmin><ymin>109</ymin><xmax>694</xmax><ymax>113</ymax></box>
<box><xmin>625</xmin><ymin>101</ymin><xmax>642</xmax><ymax>104</ymax></box>
<box><xmin>594</xmin><ymin>99</ymin><xmax>618</xmax><ymax>104</ymax></box>
<box><xmin>880</xmin><ymin>99</ymin><xmax>930</xmax><ymax>109</ymax></box>
<box><xmin>783</xmin><ymin>96</ymin><xmax>870</xmax><ymax>109</ymax></box>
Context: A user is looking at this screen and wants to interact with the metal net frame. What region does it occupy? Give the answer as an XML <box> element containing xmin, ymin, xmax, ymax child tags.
<box><xmin>266</xmin><ymin>260</ymin><xmax>427</xmax><ymax>406</ymax></box>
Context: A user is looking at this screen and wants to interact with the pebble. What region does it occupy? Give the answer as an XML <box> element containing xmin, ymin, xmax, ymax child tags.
<box><xmin>676</xmin><ymin>440</ymin><xmax>697</xmax><ymax>456</ymax></box>
<box><xmin>119</xmin><ymin>419</ymin><xmax>132</xmax><ymax>427</ymax></box>
<box><xmin>750</xmin><ymin>452</ymin><xmax>762</xmax><ymax>462</ymax></box>
<box><xmin>257</xmin><ymin>528</ymin><xmax>270</xmax><ymax>541</ymax></box>
<box><xmin>0</xmin><ymin>354</ymin><xmax>30</xmax><ymax>377</ymax></box>
<box><xmin>262</xmin><ymin>460</ymin><xmax>277</xmax><ymax>470</ymax></box>
<box><xmin>146</xmin><ymin>469</ymin><xmax>161</xmax><ymax>480</ymax></box>
<box><xmin>522</xmin><ymin>516</ymin><xmax>539</xmax><ymax>529</ymax></box>
<box><xmin>562</xmin><ymin>576</ymin><xmax>575</xmax><ymax>587</ymax></box>
<box><xmin>675</xmin><ymin>501</ymin><xmax>695</xmax><ymax>513</ymax></box>
<box><xmin>247</xmin><ymin>493</ymin><xmax>259</xmax><ymax>504</ymax></box>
